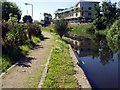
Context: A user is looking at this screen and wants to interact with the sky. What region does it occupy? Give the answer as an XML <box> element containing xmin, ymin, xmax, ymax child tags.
<box><xmin>8</xmin><ymin>0</ymin><xmax>120</xmax><ymax>21</ymax></box>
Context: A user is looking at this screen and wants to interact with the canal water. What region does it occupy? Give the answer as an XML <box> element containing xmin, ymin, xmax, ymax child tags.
<box><xmin>73</xmin><ymin>35</ymin><xmax>120</xmax><ymax>88</ymax></box>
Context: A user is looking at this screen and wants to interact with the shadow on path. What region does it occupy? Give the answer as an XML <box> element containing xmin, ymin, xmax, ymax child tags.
<box><xmin>42</xmin><ymin>36</ymin><xmax>50</xmax><ymax>41</ymax></box>
<box><xmin>16</xmin><ymin>56</ymin><xmax>36</xmax><ymax>67</ymax></box>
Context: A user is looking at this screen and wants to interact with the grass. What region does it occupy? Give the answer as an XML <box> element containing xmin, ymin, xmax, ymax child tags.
<box><xmin>1</xmin><ymin>55</ymin><xmax>12</xmax><ymax>72</ymax></box>
<box><xmin>42</xmin><ymin>33</ymin><xmax>78</xmax><ymax>88</ymax></box>
<box><xmin>32</xmin><ymin>36</ymin><xmax>41</xmax><ymax>43</ymax></box>
<box><xmin>41</xmin><ymin>25</ymin><xmax>54</xmax><ymax>32</ymax></box>
<box><xmin>69</xmin><ymin>24</ymin><xmax>93</xmax><ymax>37</ymax></box>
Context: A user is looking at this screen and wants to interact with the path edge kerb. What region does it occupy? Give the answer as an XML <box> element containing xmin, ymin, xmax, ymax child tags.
<box><xmin>37</xmin><ymin>47</ymin><xmax>53</xmax><ymax>88</ymax></box>
<box><xmin>0</xmin><ymin>61</ymin><xmax>18</xmax><ymax>78</ymax></box>
<box><xmin>68</xmin><ymin>44</ymin><xmax>91</xmax><ymax>89</ymax></box>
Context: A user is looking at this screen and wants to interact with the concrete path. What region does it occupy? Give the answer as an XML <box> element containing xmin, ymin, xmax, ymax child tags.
<box><xmin>2</xmin><ymin>32</ymin><xmax>53</xmax><ymax>88</ymax></box>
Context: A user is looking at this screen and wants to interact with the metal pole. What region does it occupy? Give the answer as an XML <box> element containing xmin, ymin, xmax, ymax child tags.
<box><xmin>26</xmin><ymin>10</ymin><xmax>28</xmax><ymax>15</ymax></box>
<box><xmin>31</xmin><ymin>4</ymin><xmax>33</xmax><ymax>19</ymax></box>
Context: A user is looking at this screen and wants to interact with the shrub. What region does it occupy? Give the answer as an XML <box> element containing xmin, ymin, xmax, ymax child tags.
<box><xmin>2</xmin><ymin>15</ymin><xmax>28</xmax><ymax>47</ymax></box>
<box><xmin>54</xmin><ymin>18</ymin><xmax>69</xmax><ymax>38</ymax></box>
<box><xmin>25</xmin><ymin>23</ymin><xmax>42</xmax><ymax>40</ymax></box>
<box><xmin>106</xmin><ymin>17</ymin><xmax>120</xmax><ymax>51</ymax></box>
<box><xmin>23</xmin><ymin>15</ymin><xmax>33</xmax><ymax>23</ymax></box>
<box><xmin>1</xmin><ymin>55</ymin><xmax>12</xmax><ymax>72</ymax></box>
<box><xmin>19</xmin><ymin>45</ymin><xmax>30</xmax><ymax>54</ymax></box>
<box><xmin>32</xmin><ymin>36</ymin><xmax>41</xmax><ymax>44</ymax></box>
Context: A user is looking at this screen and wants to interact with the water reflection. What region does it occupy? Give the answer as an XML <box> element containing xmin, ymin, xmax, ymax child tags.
<box><xmin>69</xmin><ymin>34</ymin><xmax>119</xmax><ymax>88</ymax></box>
<box><xmin>74</xmin><ymin>34</ymin><xmax>116</xmax><ymax>65</ymax></box>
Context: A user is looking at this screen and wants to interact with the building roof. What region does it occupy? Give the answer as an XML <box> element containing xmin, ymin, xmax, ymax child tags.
<box><xmin>75</xmin><ymin>0</ymin><xmax>100</xmax><ymax>6</ymax></box>
<box><xmin>54</xmin><ymin>0</ymin><xmax>100</xmax><ymax>14</ymax></box>
<box><xmin>78</xmin><ymin>0</ymin><xmax>100</xmax><ymax>3</ymax></box>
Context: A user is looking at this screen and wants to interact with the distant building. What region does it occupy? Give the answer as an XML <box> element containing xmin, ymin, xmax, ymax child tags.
<box><xmin>54</xmin><ymin>0</ymin><xmax>100</xmax><ymax>23</ymax></box>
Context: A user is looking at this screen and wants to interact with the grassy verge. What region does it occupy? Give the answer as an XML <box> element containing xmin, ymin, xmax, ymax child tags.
<box><xmin>69</xmin><ymin>24</ymin><xmax>92</xmax><ymax>37</ymax></box>
<box><xmin>1</xmin><ymin>36</ymin><xmax>41</xmax><ymax>73</ymax></box>
<box><xmin>41</xmin><ymin>25</ymin><xmax>54</xmax><ymax>33</ymax></box>
<box><xmin>42</xmin><ymin>33</ymin><xmax>78</xmax><ymax>88</ymax></box>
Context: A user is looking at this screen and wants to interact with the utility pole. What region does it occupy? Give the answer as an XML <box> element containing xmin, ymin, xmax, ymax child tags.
<box><xmin>25</xmin><ymin>3</ymin><xmax>33</xmax><ymax>19</ymax></box>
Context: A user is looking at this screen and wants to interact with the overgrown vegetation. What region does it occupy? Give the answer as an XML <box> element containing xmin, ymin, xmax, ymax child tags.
<box><xmin>106</xmin><ymin>17</ymin><xmax>120</xmax><ymax>51</ymax></box>
<box><xmin>92</xmin><ymin>1</ymin><xmax>120</xmax><ymax>52</ymax></box>
<box><xmin>93</xmin><ymin>1</ymin><xmax>119</xmax><ymax>30</ymax></box>
<box><xmin>42</xmin><ymin>34</ymin><xmax>78</xmax><ymax>88</ymax></box>
<box><xmin>54</xmin><ymin>18</ymin><xmax>69</xmax><ymax>38</ymax></box>
<box><xmin>1</xmin><ymin>1</ymin><xmax>22</xmax><ymax>22</ymax></box>
<box><xmin>1</xmin><ymin>14</ymin><xmax>43</xmax><ymax>73</ymax></box>
<box><xmin>69</xmin><ymin>24</ymin><xmax>93</xmax><ymax>37</ymax></box>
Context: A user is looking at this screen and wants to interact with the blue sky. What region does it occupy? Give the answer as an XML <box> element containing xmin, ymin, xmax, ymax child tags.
<box><xmin>8</xmin><ymin>0</ymin><xmax>120</xmax><ymax>21</ymax></box>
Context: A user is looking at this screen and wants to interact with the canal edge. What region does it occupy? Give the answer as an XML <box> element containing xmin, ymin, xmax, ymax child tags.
<box><xmin>68</xmin><ymin>44</ymin><xmax>91</xmax><ymax>89</ymax></box>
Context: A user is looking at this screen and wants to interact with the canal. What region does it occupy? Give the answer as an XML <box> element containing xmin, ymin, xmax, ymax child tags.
<box><xmin>70</xmin><ymin>34</ymin><xmax>120</xmax><ymax>88</ymax></box>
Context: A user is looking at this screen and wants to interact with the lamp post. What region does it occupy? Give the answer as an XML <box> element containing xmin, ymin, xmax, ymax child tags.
<box><xmin>40</xmin><ymin>13</ymin><xmax>41</xmax><ymax>21</ymax></box>
<box><xmin>25</xmin><ymin>3</ymin><xmax>33</xmax><ymax>18</ymax></box>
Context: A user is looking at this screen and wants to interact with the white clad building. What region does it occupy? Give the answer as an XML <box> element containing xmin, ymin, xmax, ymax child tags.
<box><xmin>54</xmin><ymin>0</ymin><xmax>100</xmax><ymax>23</ymax></box>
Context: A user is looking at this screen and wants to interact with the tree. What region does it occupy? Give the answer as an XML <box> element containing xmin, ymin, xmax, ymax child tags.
<box><xmin>2</xmin><ymin>2</ymin><xmax>22</xmax><ymax>22</ymax></box>
<box><xmin>93</xmin><ymin>4</ymin><xmax>103</xmax><ymax>30</ymax></box>
<box><xmin>54</xmin><ymin>18</ymin><xmax>69</xmax><ymax>38</ymax></box>
<box><xmin>43</xmin><ymin>13</ymin><xmax>52</xmax><ymax>26</ymax></box>
<box><xmin>23</xmin><ymin>15</ymin><xmax>33</xmax><ymax>23</ymax></box>
<box><xmin>93</xmin><ymin>1</ymin><xmax>118</xmax><ymax>30</ymax></box>
<box><xmin>44</xmin><ymin>13</ymin><xmax>52</xmax><ymax>21</ymax></box>
<box><xmin>101</xmin><ymin>1</ymin><xmax>117</xmax><ymax>28</ymax></box>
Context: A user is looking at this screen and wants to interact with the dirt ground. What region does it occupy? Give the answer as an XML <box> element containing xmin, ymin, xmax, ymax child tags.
<box><xmin>2</xmin><ymin>32</ymin><xmax>54</xmax><ymax>88</ymax></box>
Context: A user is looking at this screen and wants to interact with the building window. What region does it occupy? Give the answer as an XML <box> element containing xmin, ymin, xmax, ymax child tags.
<box><xmin>76</xmin><ymin>13</ymin><xmax>78</xmax><ymax>16</ymax></box>
<box><xmin>82</xmin><ymin>7</ymin><xmax>83</xmax><ymax>10</ymax></box>
<box><xmin>88</xmin><ymin>13</ymin><xmax>91</xmax><ymax>15</ymax></box>
<box><xmin>76</xmin><ymin>8</ymin><xmax>79</xmax><ymax>11</ymax></box>
<box><xmin>82</xmin><ymin>12</ymin><xmax>84</xmax><ymax>16</ymax></box>
<box><xmin>88</xmin><ymin>7</ymin><xmax>92</xmax><ymax>10</ymax></box>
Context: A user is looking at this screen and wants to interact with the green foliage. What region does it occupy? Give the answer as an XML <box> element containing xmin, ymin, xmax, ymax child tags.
<box><xmin>2</xmin><ymin>2</ymin><xmax>21</xmax><ymax>21</ymax></box>
<box><xmin>1</xmin><ymin>55</ymin><xmax>12</xmax><ymax>72</ymax></box>
<box><xmin>93</xmin><ymin>1</ymin><xmax>118</xmax><ymax>30</ymax></box>
<box><xmin>25</xmin><ymin>23</ymin><xmax>42</xmax><ymax>40</ymax></box>
<box><xmin>106</xmin><ymin>18</ymin><xmax>120</xmax><ymax>51</ymax></box>
<box><xmin>23</xmin><ymin>15</ymin><xmax>33</xmax><ymax>23</ymax></box>
<box><xmin>19</xmin><ymin>45</ymin><xmax>30</xmax><ymax>54</ymax></box>
<box><xmin>69</xmin><ymin>24</ymin><xmax>93</xmax><ymax>37</ymax></box>
<box><xmin>2</xmin><ymin>15</ymin><xmax>27</xmax><ymax>47</ymax></box>
<box><xmin>93</xmin><ymin>4</ymin><xmax>103</xmax><ymax>30</ymax></box>
<box><xmin>32</xmin><ymin>36</ymin><xmax>41</xmax><ymax>44</ymax></box>
<box><xmin>41</xmin><ymin>25</ymin><xmax>54</xmax><ymax>32</ymax></box>
<box><xmin>1</xmin><ymin>20</ymin><xmax>9</xmax><ymax>39</ymax></box>
<box><xmin>42</xmin><ymin>34</ymin><xmax>78</xmax><ymax>88</ymax></box>
<box><xmin>54</xmin><ymin>18</ymin><xmax>69</xmax><ymax>38</ymax></box>
<box><xmin>44</xmin><ymin>13</ymin><xmax>52</xmax><ymax>22</ymax></box>
<box><xmin>1</xmin><ymin>15</ymin><xmax>43</xmax><ymax>73</ymax></box>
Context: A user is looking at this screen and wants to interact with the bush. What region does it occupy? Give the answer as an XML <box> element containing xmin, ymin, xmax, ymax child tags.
<box><xmin>32</xmin><ymin>36</ymin><xmax>41</xmax><ymax>44</ymax></box>
<box><xmin>54</xmin><ymin>18</ymin><xmax>69</xmax><ymax>38</ymax></box>
<box><xmin>23</xmin><ymin>15</ymin><xmax>33</xmax><ymax>23</ymax></box>
<box><xmin>25</xmin><ymin>23</ymin><xmax>42</xmax><ymax>40</ymax></box>
<box><xmin>1</xmin><ymin>55</ymin><xmax>12</xmax><ymax>72</ymax></box>
<box><xmin>2</xmin><ymin>15</ymin><xmax>28</xmax><ymax>47</ymax></box>
<box><xmin>106</xmin><ymin>17</ymin><xmax>120</xmax><ymax>51</ymax></box>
